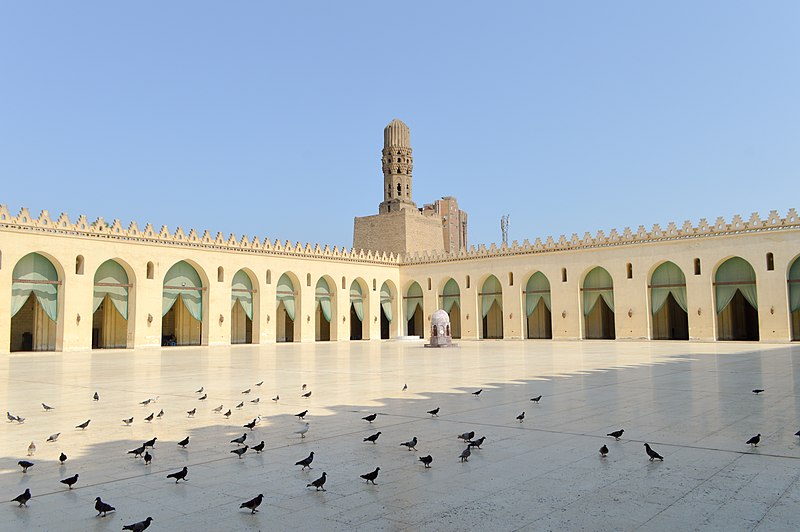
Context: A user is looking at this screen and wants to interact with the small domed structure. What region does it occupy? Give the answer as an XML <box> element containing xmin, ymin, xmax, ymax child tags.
<box><xmin>425</xmin><ymin>309</ymin><xmax>456</xmax><ymax>348</ymax></box>
<box><xmin>384</xmin><ymin>118</ymin><xmax>410</xmax><ymax>148</ymax></box>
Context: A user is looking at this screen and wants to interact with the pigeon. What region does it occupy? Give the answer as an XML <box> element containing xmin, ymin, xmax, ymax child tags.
<box><xmin>403</xmin><ymin>384</ymin><xmax>408</xmax><ymax>391</ymax></box>
<box><xmin>236</xmin><ymin>402</ymin><xmax>244</xmax><ymax>409</ymax></box>
<box><xmin>93</xmin><ymin>392</ymin><xmax>99</xmax><ymax>401</ymax></box>
<box><xmin>166</xmin><ymin>467</ymin><xmax>188</xmax><ymax>483</ymax></box>
<box><xmin>240</xmin><ymin>494</ymin><xmax>264</xmax><ymax>514</ymax></box>
<box><xmin>364</xmin><ymin>432</ymin><xmax>382</xmax><ymax>444</ymax></box>
<box><xmin>295</xmin><ymin>451</ymin><xmax>314</xmax><ymax>470</ymax></box>
<box><xmin>28</xmin><ymin>441</ymin><xmax>36</xmax><ymax>456</ymax></box>
<box><xmin>458</xmin><ymin>431</ymin><xmax>475</xmax><ymax>442</ymax></box>
<box><xmin>517</xmin><ymin>412</ymin><xmax>525</xmax><ymax>423</ymax></box>
<box><xmin>94</xmin><ymin>496</ymin><xmax>115</xmax><ymax>517</ymax></box>
<box><xmin>15</xmin><ymin>415</ymin><xmax>26</xmax><ymax>424</ymax></box>
<box><xmin>198</xmin><ymin>394</ymin><xmax>207</xmax><ymax>401</ymax></box>
<box><xmin>272</xmin><ymin>395</ymin><xmax>279</xmax><ymax>402</ymax></box>
<box><xmin>143</xmin><ymin>437</ymin><xmax>157</xmax><ymax>448</ymax></box>
<box><xmin>752</xmin><ymin>389</ymin><xmax>765</xmax><ymax>394</ymax></box>
<box><xmin>419</xmin><ymin>455</ymin><xmax>433</xmax><ymax>468</ymax></box>
<box><xmin>59</xmin><ymin>452</ymin><xmax>67</xmax><ymax>465</ymax></box>
<box><xmin>362</xmin><ymin>413</ymin><xmax>377</xmax><ymax>423</ymax></box>
<box><xmin>231</xmin><ymin>445</ymin><xmax>249</xmax><ymax>459</ymax></box>
<box><xmin>156</xmin><ymin>409</ymin><xmax>164</xmax><ymax>419</ymax></box>
<box><xmin>76</xmin><ymin>419</ymin><xmax>91</xmax><ymax>430</ymax></box>
<box><xmin>242</xmin><ymin>388</ymin><xmax>251</xmax><ymax>394</ymax></box>
<box><xmin>252</xmin><ymin>441</ymin><xmax>265</xmax><ymax>453</ymax></box>
<box><xmin>11</xmin><ymin>488</ymin><xmax>31</xmax><ymax>507</ymax></box>
<box><xmin>47</xmin><ymin>433</ymin><xmax>60</xmax><ymax>442</ymax></box>
<box><xmin>231</xmin><ymin>433</ymin><xmax>247</xmax><ymax>446</ymax></box>
<box><xmin>123</xmin><ymin>417</ymin><xmax>134</xmax><ymax>426</ymax></box>
<box><xmin>223</xmin><ymin>409</ymin><xmax>232</xmax><ymax>418</ymax></box>
<box><xmin>295</xmin><ymin>423</ymin><xmax>310</xmax><ymax>438</ymax></box>
<box><xmin>600</xmin><ymin>445</ymin><xmax>609</xmax><ymax>457</ymax></box>
<box><xmin>178</xmin><ymin>436</ymin><xmax>189</xmax><ymax>448</ymax></box>
<box><xmin>747</xmin><ymin>434</ymin><xmax>761</xmax><ymax>447</ymax></box>
<box><xmin>295</xmin><ymin>410</ymin><xmax>308</xmax><ymax>420</ymax></box>
<box><xmin>212</xmin><ymin>405</ymin><xmax>223</xmax><ymax>413</ymax></box>
<box><xmin>607</xmin><ymin>429</ymin><xmax>624</xmax><ymax>441</ymax></box>
<box><xmin>795</xmin><ymin>430</ymin><xmax>800</xmax><ymax>437</ymax></box>
<box><xmin>459</xmin><ymin>447</ymin><xmax>471</xmax><ymax>462</ymax></box>
<box><xmin>302</xmin><ymin>391</ymin><xmax>312</xmax><ymax>398</ymax></box>
<box><xmin>307</xmin><ymin>472</ymin><xmax>327</xmax><ymax>491</ymax></box>
<box><xmin>60</xmin><ymin>473</ymin><xmax>79</xmax><ymax>489</ymax></box>
<box><xmin>122</xmin><ymin>517</ymin><xmax>153</xmax><ymax>531</ymax></box>
<box><xmin>255</xmin><ymin>381</ymin><xmax>263</xmax><ymax>387</ymax></box>
<box><xmin>250</xmin><ymin>398</ymin><xmax>260</xmax><ymax>404</ymax></box>
<box><xmin>42</xmin><ymin>403</ymin><xmax>54</xmax><ymax>411</ymax></box>
<box><xmin>144</xmin><ymin>451</ymin><xmax>152</xmax><ymax>465</ymax></box>
<box><xmin>140</xmin><ymin>398</ymin><xmax>152</xmax><ymax>406</ymax></box>
<box><xmin>302</xmin><ymin>384</ymin><xmax>307</xmax><ymax>391</ymax></box>
<box><xmin>530</xmin><ymin>395</ymin><xmax>542</xmax><ymax>403</ymax></box>
<box><xmin>18</xmin><ymin>460</ymin><xmax>34</xmax><ymax>473</ymax></box>
<box><xmin>244</xmin><ymin>419</ymin><xmax>257</xmax><ymax>430</ymax></box>
<box><xmin>187</xmin><ymin>408</ymin><xmax>196</xmax><ymax>417</ymax></box>
<box><xmin>6</xmin><ymin>411</ymin><xmax>18</xmax><ymax>422</ymax></box>
<box><xmin>400</xmin><ymin>437</ymin><xmax>418</xmax><ymax>451</ymax></box>
<box><xmin>361</xmin><ymin>467</ymin><xmax>380</xmax><ymax>484</ymax></box>
<box><xmin>128</xmin><ymin>445</ymin><xmax>146</xmax><ymax>458</ymax></box>
<box><xmin>196</xmin><ymin>387</ymin><xmax>204</xmax><ymax>393</ymax></box>
<box><xmin>427</xmin><ymin>407</ymin><xmax>440</xmax><ymax>417</ymax></box>
<box><xmin>144</xmin><ymin>413</ymin><xmax>154</xmax><ymax>422</ymax></box>
<box><xmin>644</xmin><ymin>443</ymin><xmax>664</xmax><ymax>461</ymax></box>
<box><xmin>468</xmin><ymin>436</ymin><xmax>486</xmax><ymax>449</ymax></box>
<box><xmin>472</xmin><ymin>389</ymin><xmax>482</xmax><ymax>396</ymax></box>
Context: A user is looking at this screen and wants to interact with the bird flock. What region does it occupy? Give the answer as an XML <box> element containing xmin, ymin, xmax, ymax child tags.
<box><xmin>6</xmin><ymin>379</ymin><xmax>786</xmax><ymax>528</ymax></box>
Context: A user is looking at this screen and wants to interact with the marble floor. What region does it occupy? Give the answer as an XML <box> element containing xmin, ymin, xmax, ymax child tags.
<box><xmin>2</xmin><ymin>340</ymin><xmax>800</xmax><ymax>531</ymax></box>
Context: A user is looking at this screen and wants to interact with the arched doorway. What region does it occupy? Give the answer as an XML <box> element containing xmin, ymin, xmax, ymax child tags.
<box><xmin>162</xmin><ymin>261</ymin><xmax>204</xmax><ymax>346</ymax></box>
<box><xmin>276</xmin><ymin>273</ymin><xmax>297</xmax><ymax>342</ymax></box>
<box><xmin>350</xmin><ymin>280</ymin><xmax>367</xmax><ymax>340</ymax></box>
<box><xmin>380</xmin><ymin>281</ymin><xmax>395</xmax><ymax>339</ymax></box>
<box><xmin>525</xmin><ymin>272</ymin><xmax>552</xmax><ymax>339</ymax></box>
<box><xmin>790</xmin><ymin>256</ymin><xmax>800</xmax><ymax>341</ymax></box>
<box><xmin>440</xmin><ymin>278</ymin><xmax>461</xmax><ymax>339</ymax></box>
<box><xmin>650</xmin><ymin>262</ymin><xmax>688</xmax><ymax>340</ymax></box>
<box><xmin>405</xmin><ymin>282</ymin><xmax>424</xmax><ymax>337</ymax></box>
<box><xmin>583</xmin><ymin>267</ymin><xmax>615</xmax><ymax>339</ymax></box>
<box><xmin>231</xmin><ymin>270</ymin><xmax>254</xmax><ymax>344</ymax></box>
<box><xmin>10</xmin><ymin>253</ymin><xmax>60</xmax><ymax>351</ymax></box>
<box><xmin>315</xmin><ymin>278</ymin><xmax>332</xmax><ymax>341</ymax></box>
<box><xmin>715</xmin><ymin>257</ymin><xmax>759</xmax><ymax>341</ymax></box>
<box><xmin>92</xmin><ymin>259</ymin><xmax>132</xmax><ymax>348</ymax></box>
<box><xmin>480</xmin><ymin>275</ymin><xmax>503</xmax><ymax>339</ymax></box>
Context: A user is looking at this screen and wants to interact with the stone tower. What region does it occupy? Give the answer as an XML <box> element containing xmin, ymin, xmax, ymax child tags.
<box><xmin>379</xmin><ymin>119</ymin><xmax>416</xmax><ymax>214</ymax></box>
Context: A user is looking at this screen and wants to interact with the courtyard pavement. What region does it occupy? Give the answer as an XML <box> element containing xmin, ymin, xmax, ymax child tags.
<box><xmin>2</xmin><ymin>340</ymin><xmax>800</xmax><ymax>531</ymax></box>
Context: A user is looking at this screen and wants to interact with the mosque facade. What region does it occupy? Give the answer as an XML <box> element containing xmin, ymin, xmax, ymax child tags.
<box><xmin>1</xmin><ymin>119</ymin><xmax>799</xmax><ymax>352</ymax></box>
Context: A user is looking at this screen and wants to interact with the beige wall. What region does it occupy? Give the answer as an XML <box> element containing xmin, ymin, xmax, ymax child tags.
<box><xmin>353</xmin><ymin>209</ymin><xmax>443</xmax><ymax>256</ymax></box>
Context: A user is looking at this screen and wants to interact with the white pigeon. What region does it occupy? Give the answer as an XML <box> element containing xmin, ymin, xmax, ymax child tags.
<box><xmin>47</xmin><ymin>433</ymin><xmax>60</xmax><ymax>442</ymax></box>
<box><xmin>27</xmin><ymin>441</ymin><xmax>36</xmax><ymax>456</ymax></box>
<box><xmin>294</xmin><ymin>422</ymin><xmax>310</xmax><ymax>438</ymax></box>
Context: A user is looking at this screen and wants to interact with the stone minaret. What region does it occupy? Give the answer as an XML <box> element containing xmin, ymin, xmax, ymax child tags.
<box><xmin>379</xmin><ymin>119</ymin><xmax>416</xmax><ymax>214</ymax></box>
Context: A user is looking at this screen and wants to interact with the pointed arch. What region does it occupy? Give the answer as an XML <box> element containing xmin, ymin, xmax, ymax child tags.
<box><xmin>479</xmin><ymin>275</ymin><xmax>503</xmax><ymax>339</ymax></box>
<box><xmin>582</xmin><ymin>267</ymin><xmax>615</xmax><ymax>339</ymax></box>
<box><xmin>380</xmin><ymin>280</ymin><xmax>398</xmax><ymax>339</ymax></box>
<box><xmin>231</xmin><ymin>269</ymin><xmax>256</xmax><ymax>344</ymax></box>
<box><xmin>524</xmin><ymin>272</ymin><xmax>552</xmax><ymax>339</ymax></box>
<box><xmin>10</xmin><ymin>252</ymin><xmax>63</xmax><ymax>351</ymax></box>
<box><xmin>714</xmin><ymin>257</ymin><xmax>758</xmax><ymax>341</ymax></box>
<box><xmin>162</xmin><ymin>260</ymin><xmax>207</xmax><ymax>346</ymax></box>
<box><xmin>315</xmin><ymin>276</ymin><xmax>336</xmax><ymax>341</ymax></box>
<box><xmin>350</xmin><ymin>278</ymin><xmax>369</xmax><ymax>340</ymax></box>
<box><xmin>788</xmin><ymin>255</ymin><xmax>800</xmax><ymax>341</ymax></box>
<box><xmin>276</xmin><ymin>272</ymin><xmax>300</xmax><ymax>342</ymax></box>
<box><xmin>405</xmin><ymin>281</ymin><xmax>424</xmax><ymax>337</ymax></box>
<box><xmin>92</xmin><ymin>258</ymin><xmax>135</xmax><ymax>348</ymax></box>
<box><xmin>649</xmin><ymin>261</ymin><xmax>688</xmax><ymax>340</ymax></box>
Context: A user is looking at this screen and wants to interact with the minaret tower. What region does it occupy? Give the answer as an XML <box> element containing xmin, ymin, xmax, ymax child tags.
<box><xmin>379</xmin><ymin>118</ymin><xmax>416</xmax><ymax>214</ymax></box>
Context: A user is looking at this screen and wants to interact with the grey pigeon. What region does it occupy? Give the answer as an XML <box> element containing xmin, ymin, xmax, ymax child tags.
<box><xmin>142</xmin><ymin>437</ymin><xmax>157</xmax><ymax>448</ymax></box>
<box><xmin>42</xmin><ymin>403</ymin><xmax>54</xmax><ymax>411</ymax></box>
<box><xmin>187</xmin><ymin>408</ymin><xmax>196</xmax><ymax>417</ymax></box>
<box><xmin>400</xmin><ymin>436</ymin><xmax>418</xmax><ymax>450</ymax></box>
<box><xmin>94</xmin><ymin>496</ymin><xmax>115</xmax><ymax>517</ymax></box>
<box><xmin>198</xmin><ymin>394</ymin><xmax>207</xmax><ymax>400</ymax></box>
<box><xmin>255</xmin><ymin>381</ymin><xmax>263</xmax><ymax>387</ymax></box>
<box><xmin>252</xmin><ymin>441</ymin><xmax>265</xmax><ymax>453</ymax></box>
<box><xmin>599</xmin><ymin>445</ymin><xmax>609</xmax><ymax>457</ymax></box>
<box><xmin>240</xmin><ymin>494</ymin><xmax>263</xmax><ymax>514</ymax></box>
<box><xmin>364</xmin><ymin>432</ymin><xmax>381</xmax><ymax>444</ymax></box>
<box><xmin>166</xmin><ymin>466</ymin><xmax>188</xmax><ymax>483</ymax></box>
<box><xmin>458</xmin><ymin>431</ymin><xmax>475</xmax><ymax>441</ymax></box>
<box><xmin>212</xmin><ymin>405</ymin><xmax>223</xmax><ymax>413</ymax></box>
<box><xmin>59</xmin><ymin>452</ymin><xmax>67</xmax><ymax>464</ymax></box>
<box><xmin>144</xmin><ymin>413</ymin><xmax>154</xmax><ymax>422</ymax></box>
<box><xmin>128</xmin><ymin>445</ymin><xmax>145</xmax><ymax>458</ymax></box>
<box><xmin>530</xmin><ymin>395</ymin><xmax>542</xmax><ymax>403</ymax></box>
<box><xmin>747</xmin><ymin>434</ymin><xmax>761</xmax><ymax>447</ymax></box>
<box><xmin>302</xmin><ymin>391</ymin><xmax>312</xmax><ymax>398</ymax></box>
<box><xmin>302</xmin><ymin>384</ymin><xmax>307</xmax><ymax>390</ymax></box>
<box><xmin>122</xmin><ymin>417</ymin><xmax>134</xmax><ymax>426</ymax></box>
<box><xmin>11</xmin><ymin>488</ymin><xmax>31</xmax><ymax>507</ymax></box>
<box><xmin>177</xmin><ymin>436</ymin><xmax>189</xmax><ymax>448</ymax></box>
<box><xmin>607</xmin><ymin>429</ymin><xmax>624</xmax><ymax>440</ymax></box>
<box><xmin>93</xmin><ymin>392</ymin><xmax>99</xmax><ymax>401</ymax></box>
<box><xmin>76</xmin><ymin>419</ymin><xmax>91</xmax><ymax>430</ymax></box>
<box><xmin>403</xmin><ymin>384</ymin><xmax>407</xmax><ymax>391</ymax></box>
<box><xmin>360</xmin><ymin>467</ymin><xmax>380</xmax><ymax>484</ymax></box>
<box><xmin>196</xmin><ymin>387</ymin><xmax>204</xmax><ymax>393</ymax></box>
<box><xmin>362</xmin><ymin>413</ymin><xmax>377</xmax><ymax>423</ymax></box>
<box><xmin>235</xmin><ymin>402</ymin><xmax>244</xmax><ymax>409</ymax></box>
<box><xmin>122</xmin><ymin>516</ymin><xmax>153</xmax><ymax>531</ymax></box>
<box><xmin>47</xmin><ymin>433</ymin><xmax>60</xmax><ymax>442</ymax></box>
<box><xmin>231</xmin><ymin>433</ymin><xmax>247</xmax><ymax>445</ymax></box>
<box><xmin>18</xmin><ymin>460</ymin><xmax>34</xmax><ymax>473</ymax></box>
<box><xmin>472</xmin><ymin>389</ymin><xmax>482</xmax><ymax>396</ymax></box>
<box><xmin>427</xmin><ymin>407</ymin><xmax>439</xmax><ymax>417</ymax></box>
<box><xmin>223</xmin><ymin>409</ymin><xmax>232</xmax><ymax>418</ymax></box>
<box><xmin>140</xmin><ymin>398</ymin><xmax>152</xmax><ymax>406</ymax></box>
<box><xmin>143</xmin><ymin>451</ymin><xmax>152</xmax><ymax>465</ymax></box>
<box><xmin>6</xmin><ymin>411</ymin><xmax>18</xmax><ymax>422</ymax></box>
<box><xmin>517</xmin><ymin>412</ymin><xmax>525</xmax><ymax>423</ymax></box>
<box><xmin>244</xmin><ymin>419</ymin><xmax>257</xmax><ymax>430</ymax></box>
<box><xmin>307</xmin><ymin>472</ymin><xmax>327</xmax><ymax>491</ymax></box>
<box><xmin>459</xmin><ymin>447</ymin><xmax>471</xmax><ymax>462</ymax></box>
<box><xmin>60</xmin><ymin>473</ymin><xmax>79</xmax><ymax>489</ymax></box>
<box><xmin>295</xmin><ymin>410</ymin><xmax>308</xmax><ymax>420</ymax></box>
<box><xmin>272</xmin><ymin>395</ymin><xmax>279</xmax><ymax>402</ymax></box>
<box><xmin>295</xmin><ymin>451</ymin><xmax>314</xmax><ymax>470</ymax></box>
<box><xmin>795</xmin><ymin>430</ymin><xmax>800</xmax><ymax>437</ymax></box>
<box><xmin>644</xmin><ymin>443</ymin><xmax>664</xmax><ymax>461</ymax></box>
<box><xmin>231</xmin><ymin>445</ymin><xmax>249</xmax><ymax>459</ymax></box>
<box><xmin>242</xmin><ymin>388</ymin><xmax>251</xmax><ymax>394</ymax></box>
<box><xmin>156</xmin><ymin>409</ymin><xmax>164</xmax><ymax>419</ymax></box>
<box><xmin>419</xmin><ymin>455</ymin><xmax>433</xmax><ymax>468</ymax></box>
<box><xmin>250</xmin><ymin>397</ymin><xmax>260</xmax><ymax>404</ymax></box>
<box><xmin>752</xmin><ymin>389</ymin><xmax>765</xmax><ymax>394</ymax></box>
<box><xmin>468</xmin><ymin>436</ymin><xmax>486</xmax><ymax>449</ymax></box>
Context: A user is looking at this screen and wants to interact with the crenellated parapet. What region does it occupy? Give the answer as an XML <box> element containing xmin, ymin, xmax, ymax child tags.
<box><xmin>0</xmin><ymin>205</ymin><xmax>400</xmax><ymax>265</ymax></box>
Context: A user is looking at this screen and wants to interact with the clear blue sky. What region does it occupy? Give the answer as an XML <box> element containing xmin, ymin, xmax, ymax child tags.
<box><xmin>1</xmin><ymin>2</ymin><xmax>797</xmax><ymax>249</ymax></box>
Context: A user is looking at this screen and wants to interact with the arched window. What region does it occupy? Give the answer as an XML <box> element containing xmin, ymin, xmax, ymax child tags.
<box><xmin>427</xmin><ymin>278</ymin><xmax>432</xmax><ymax>290</ymax></box>
<box><xmin>626</xmin><ymin>263</ymin><xmax>633</xmax><ymax>279</ymax></box>
<box><xmin>342</xmin><ymin>276</ymin><xmax>346</xmax><ymax>289</ymax></box>
<box><xmin>766</xmin><ymin>252</ymin><xmax>774</xmax><ymax>271</ymax></box>
<box><xmin>76</xmin><ymin>255</ymin><xmax>85</xmax><ymax>275</ymax></box>
<box><xmin>694</xmin><ymin>258</ymin><xmax>701</xmax><ymax>275</ymax></box>
<box><xmin>217</xmin><ymin>266</ymin><xmax>224</xmax><ymax>282</ymax></box>
<box><xmin>373</xmin><ymin>278</ymin><xmax>377</xmax><ymax>291</ymax></box>
<box><xmin>146</xmin><ymin>261</ymin><xmax>154</xmax><ymax>279</ymax></box>
<box><xmin>561</xmin><ymin>268</ymin><xmax>568</xmax><ymax>282</ymax></box>
<box><xmin>397</xmin><ymin>183</ymin><xmax>401</xmax><ymax>195</ymax></box>
<box><xmin>508</xmin><ymin>272</ymin><xmax>514</xmax><ymax>286</ymax></box>
<box><xmin>466</xmin><ymin>275</ymin><xmax>471</xmax><ymax>289</ymax></box>
<box><xmin>266</xmin><ymin>270</ymin><xmax>272</xmax><ymax>284</ymax></box>
<box><xmin>307</xmin><ymin>273</ymin><xmax>311</xmax><ymax>287</ymax></box>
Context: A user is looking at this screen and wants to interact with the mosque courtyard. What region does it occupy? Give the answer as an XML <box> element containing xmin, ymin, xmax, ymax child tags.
<box><xmin>3</xmin><ymin>340</ymin><xmax>800</xmax><ymax>531</ymax></box>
